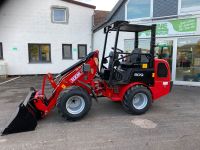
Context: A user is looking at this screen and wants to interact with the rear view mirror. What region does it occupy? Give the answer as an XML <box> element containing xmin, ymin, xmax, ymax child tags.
<box><xmin>102</xmin><ymin>58</ymin><xmax>108</xmax><ymax>64</ymax></box>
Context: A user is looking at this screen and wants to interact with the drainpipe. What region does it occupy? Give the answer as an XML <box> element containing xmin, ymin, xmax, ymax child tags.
<box><xmin>91</xmin><ymin>12</ymin><xmax>95</xmax><ymax>51</ymax></box>
<box><xmin>91</xmin><ymin>29</ymin><xmax>94</xmax><ymax>51</ymax></box>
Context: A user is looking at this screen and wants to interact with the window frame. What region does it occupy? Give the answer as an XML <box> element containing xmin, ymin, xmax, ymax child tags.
<box><xmin>51</xmin><ymin>6</ymin><xmax>69</xmax><ymax>24</ymax></box>
<box><xmin>178</xmin><ymin>0</ymin><xmax>200</xmax><ymax>15</ymax></box>
<box><xmin>0</xmin><ymin>43</ymin><xmax>3</xmax><ymax>60</ymax></box>
<box><xmin>78</xmin><ymin>44</ymin><xmax>87</xmax><ymax>59</ymax></box>
<box><xmin>176</xmin><ymin>36</ymin><xmax>200</xmax><ymax>83</ymax></box>
<box><xmin>125</xmin><ymin>0</ymin><xmax>153</xmax><ymax>21</ymax></box>
<box><xmin>28</xmin><ymin>43</ymin><xmax>51</xmax><ymax>63</ymax></box>
<box><xmin>62</xmin><ymin>44</ymin><xmax>72</xmax><ymax>59</ymax></box>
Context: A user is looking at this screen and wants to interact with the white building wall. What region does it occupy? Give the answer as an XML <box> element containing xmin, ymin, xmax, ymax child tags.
<box><xmin>0</xmin><ymin>0</ymin><xmax>94</xmax><ymax>75</ymax></box>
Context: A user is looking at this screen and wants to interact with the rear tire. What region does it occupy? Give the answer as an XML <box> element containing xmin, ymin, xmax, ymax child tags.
<box><xmin>57</xmin><ymin>86</ymin><xmax>92</xmax><ymax>121</ymax></box>
<box><xmin>122</xmin><ymin>85</ymin><xmax>152</xmax><ymax>115</ymax></box>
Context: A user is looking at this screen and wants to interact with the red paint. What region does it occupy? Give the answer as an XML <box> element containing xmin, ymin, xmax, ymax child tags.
<box><xmin>32</xmin><ymin>50</ymin><xmax>171</xmax><ymax>117</ymax></box>
<box><xmin>150</xmin><ymin>59</ymin><xmax>171</xmax><ymax>100</ymax></box>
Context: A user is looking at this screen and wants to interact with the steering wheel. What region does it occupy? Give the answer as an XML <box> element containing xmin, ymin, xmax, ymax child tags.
<box><xmin>111</xmin><ymin>47</ymin><xmax>126</xmax><ymax>62</ymax></box>
<box><xmin>111</xmin><ymin>47</ymin><xmax>123</xmax><ymax>53</ymax></box>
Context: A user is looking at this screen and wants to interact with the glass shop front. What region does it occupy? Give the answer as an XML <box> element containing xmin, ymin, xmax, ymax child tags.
<box><xmin>124</xmin><ymin>17</ymin><xmax>200</xmax><ymax>86</ymax></box>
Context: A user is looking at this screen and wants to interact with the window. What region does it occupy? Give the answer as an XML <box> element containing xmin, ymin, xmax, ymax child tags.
<box><xmin>124</xmin><ymin>39</ymin><xmax>135</xmax><ymax>53</ymax></box>
<box><xmin>180</xmin><ymin>0</ymin><xmax>200</xmax><ymax>13</ymax></box>
<box><xmin>124</xmin><ymin>39</ymin><xmax>150</xmax><ymax>53</ymax></box>
<box><xmin>28</xmin><ymin>44</ymin><xmax>51</xmax><ymax>63</ymax></box>
<box><xmin>62</xmin><ymin>44</ymin><xmax>72</xmax><ymax>59</ymax></box>
<box><xmin>78</xmin><ymin>44</ymin><xmax>87</xmax><ymax>59</ymax></box>
<box><xmin>0</xmin><ymin>43</ymin><xmax>3</xmax><ymax>59</ymax></box>
<box><xmin>52</xmin><ymin>7</ymin><xmax>69</xmax><ymax>23</ymax></box>
<box><xmin>126</xmin><ymin>0</ymin><xmax>152</xmax><ymax>20</ymax></box>
<box><xmin>176</xmin><ymin>37</ymin><xmax>200</xmax><ymax>82</ymax></box>
<box><xmin>157</xmin><ymin>63</ymin><xmax>168</xmax><ymax>78</ymax></box>
<box><xmin>138</xmin><ymin>39</ymin><xmax>151</xmax><ymax>53</ymax></box>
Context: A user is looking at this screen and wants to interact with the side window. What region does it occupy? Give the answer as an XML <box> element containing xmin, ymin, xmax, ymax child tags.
<box><xmin>28</xmin><ymin>44</ymin><xmax>51</xmax><ymax>63</ymax></box>
<box><xmin>126</xmin><ymin>0</ymin><xmax>152</xmax><ymax>20</ymax></box>
<box><xmin>0</xmin><ymin>43</ymin><xmax>3</xmax><ymax>60</ymax></box>
<box><xmin>51</xmin><ymin>7</ymin><xmax>69</xmax><ymax>24</ymax></box>
<box><xmin>62</xmin><ymin>44</ymin><xmax>72</xmax><ymax>59</ymax></box>
<box><xmin>78</xmin><ymin>44</ymin><xmax>87</xmax><ymax>59</ymax></box>
<box><xmin>181</xmin><ymin>0</ymin><xmax>200</xmax><ymax>13</ymax></box>
<box><xmin>157</xmin><ymin>63</ymin><xmax>168</xmax><ymax>78</ymax></box>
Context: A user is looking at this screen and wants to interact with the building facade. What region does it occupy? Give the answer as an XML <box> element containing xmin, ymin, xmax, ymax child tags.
<box><xmin>93</xmin><ymin>0</ymin><xmax>200</xmax><ymax>86</ymax></box>
<box><xmin>0</xmin><ymin>0</ymin><xmax>95</xmax><ymax>75</ymax></box>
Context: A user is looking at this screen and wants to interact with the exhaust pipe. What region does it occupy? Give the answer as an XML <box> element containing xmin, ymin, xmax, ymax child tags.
<box><xmin>1</xmin><ymin>88</ymin><xmax>40</xmax><ymax>136</ymax></box>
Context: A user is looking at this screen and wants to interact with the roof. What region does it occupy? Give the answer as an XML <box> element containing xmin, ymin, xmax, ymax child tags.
<box><xmin>62</xmin><ymin>0</ymin><xmax>96</xmax><ymax>9</ymax></box>
<box><xmin>93</xmin><ymin>0</ymin><xmax>127</xmax><ymax>32</ymax></box>
<box><xmin>93</xmin><ymin>10</ymin><xmax>110</xmax><ymax>27</ymax></box>
<box><xmin>0</xmin><ymin>0</ymin><xmax>96</xmax><ymax>9</ymax></box>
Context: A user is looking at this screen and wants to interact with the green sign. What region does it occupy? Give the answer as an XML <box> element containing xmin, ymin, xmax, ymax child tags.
<box><xmin>156</xmin><ymin>23</ymin><xmax>168</xmax><ymax>35</ymax></box>
<box><xmin>139</xmin><ymin>18</ymin><xmax>197</xmax><ymax>38</ymax></box>
<box><xmin>12</xmin><ymin>47</ymin><xmax>18</xmax><ymax>51</ymax></box>
<box><xmin>170</xmin><ymin>18</ymin><xmax>197</xmax><ymax>32</ymax></box>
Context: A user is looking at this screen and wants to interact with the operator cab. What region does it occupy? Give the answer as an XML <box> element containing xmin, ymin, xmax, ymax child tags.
<box><xmin>100</xmin><ymin>21</ymin><xmax>156</xmax><ymax>86</ymax></box>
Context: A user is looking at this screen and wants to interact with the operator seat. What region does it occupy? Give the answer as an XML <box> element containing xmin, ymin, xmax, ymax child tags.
<box><xmin>110</xmin><ymin>48</ymin><xmax>142</xmax><ymax>83</ymax></box>
<box><xmin>121</xmin><ymin>48</ymin><xmax>142</xmax><ymax>69</ymax></box>
<box><xmin>128</xmin><ymin>48</ymin><xmax>141</xmax><ymax>63</ymax></box>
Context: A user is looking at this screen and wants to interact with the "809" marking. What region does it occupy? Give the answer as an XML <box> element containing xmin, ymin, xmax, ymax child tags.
<box><xmin>134</xmin><ymin>73</ymin><xmax>144</xmax><ymax>77</ymax></box>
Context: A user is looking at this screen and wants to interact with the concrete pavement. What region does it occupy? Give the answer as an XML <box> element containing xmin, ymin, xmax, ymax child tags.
<box><xmin>0</xmin><ymin>76</ymin><xmax>200</xmax><ymax>150</ymax></box>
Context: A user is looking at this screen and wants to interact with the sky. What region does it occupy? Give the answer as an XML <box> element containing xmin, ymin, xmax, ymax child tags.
<box><xmin>78</xmin><ymin>0</ymin><xmax>119</xmax><ymax>11</ymax></box>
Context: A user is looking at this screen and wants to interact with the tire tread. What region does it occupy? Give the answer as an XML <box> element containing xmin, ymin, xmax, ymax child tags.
<box><xmin>57</xmin><ymin>86</ymin><xmax>92</xmax><ymax>121</ymax></box>
<box><xmin>122</xmin><ymin>85</ymin><xmax>152</xmax><ymax>115</ymax></box>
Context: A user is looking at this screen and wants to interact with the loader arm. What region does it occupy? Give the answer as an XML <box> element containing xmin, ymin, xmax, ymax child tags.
<box><xmin>1</xmin><ymin>50</ymin><xmax>99</xmax><ymax>135</ymax></box>
<box><xmin>34</xmin><ymin>50</ymin><xmax>99</xmax><ymax>115</ymax></box>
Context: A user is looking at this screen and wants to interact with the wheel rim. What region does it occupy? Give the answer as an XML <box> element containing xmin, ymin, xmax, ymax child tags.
<box><xmin>66</xmin><ymin>96</ymin><xmax>85</xmax><ymax>115</ymax></box>
<box><xmin>132</xmin><ymin>93</ymin><xmax>148</xmax><ymax>110</ymax></box>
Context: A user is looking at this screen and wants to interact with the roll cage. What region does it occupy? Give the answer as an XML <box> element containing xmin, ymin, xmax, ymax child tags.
<box><xmin>100</xmin><ymin>21</ymin><xmax>156</xmax><ymax>85</ymax></box>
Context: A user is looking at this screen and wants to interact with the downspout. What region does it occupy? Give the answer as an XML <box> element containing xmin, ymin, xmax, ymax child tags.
<box><xmin>91</xmin><ymin>11</ymin><xmax>95</xmax><ymax>51</ymax></box>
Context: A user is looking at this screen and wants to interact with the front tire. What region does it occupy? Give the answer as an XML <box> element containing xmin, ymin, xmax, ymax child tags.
<box><xmin>57</xmin><ymin>86</ymin><xmax>92</xmax><ymax>121</ymax></box>
<box><xmin>122</xmin><ymin>85</ymin><xmax>152</xmax><ymax>115</ymax></box>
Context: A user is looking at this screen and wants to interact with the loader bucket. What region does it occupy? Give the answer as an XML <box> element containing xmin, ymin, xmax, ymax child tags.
<box><xmin>1</xmin><ymin>89</ymin><xmax>38</xmax><ymax>135</ymax></box>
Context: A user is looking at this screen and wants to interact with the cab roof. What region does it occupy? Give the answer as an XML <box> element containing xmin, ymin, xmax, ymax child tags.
<box><xmin>104</xmin><ymin>21</ymin><xmax>156</xmax><ymax>33</ymax></box>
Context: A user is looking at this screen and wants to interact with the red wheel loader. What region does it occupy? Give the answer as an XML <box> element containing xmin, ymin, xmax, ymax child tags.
<box><xmin>1</xmin><ymin>21</ymin><xmax>173</xmax><ymax>135</ymax></box>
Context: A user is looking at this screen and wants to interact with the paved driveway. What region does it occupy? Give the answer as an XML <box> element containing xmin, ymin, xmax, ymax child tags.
<box><xmin>0</xmin><ymin>76</ymin><xmax>200</xmax><ymax>150</ymax></box>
